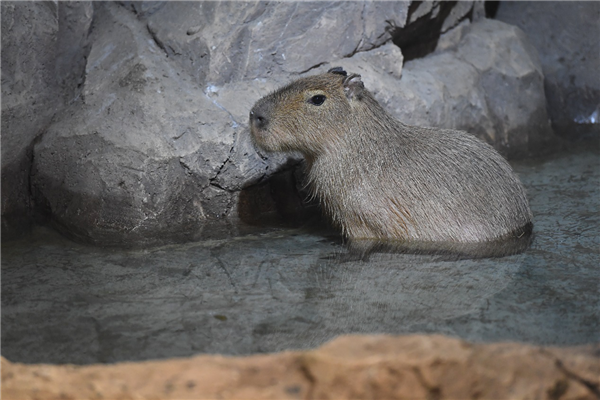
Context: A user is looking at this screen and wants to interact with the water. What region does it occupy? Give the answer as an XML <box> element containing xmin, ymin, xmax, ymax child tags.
<box><xmin>2</xmin><ymin>144</ymin><xmax>599</xmax><ymax>365</ymax></box>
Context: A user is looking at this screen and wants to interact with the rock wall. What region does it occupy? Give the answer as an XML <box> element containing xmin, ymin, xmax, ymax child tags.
<box><xmin>2</xmin><ymin>335</ymin><xmax>599</xmax><ymax>400</ymax></box>
<box><xmin>318</xmin><ymin>18</ymin><xmax>553</xmax><ymax>158</ymax></box>
<box><xmin>1</xmin><ymin>2</ymin><xmax>93</xmax><ymax>237</ymax></box>
<box><xmin>496</xmin><ymin>1</ymin><xmax>600</xmax><ymax>140</ymax></box>
<box><xmin>1</xmin><ymin>1</ymin><xmax>587</xmax><ymax>246</ymax></box>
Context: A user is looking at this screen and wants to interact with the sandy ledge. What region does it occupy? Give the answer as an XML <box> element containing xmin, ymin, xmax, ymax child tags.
<box><xmin>2</xmin><ymin>334</ymin><xmax>599</xmax><ymax>400</ymax></box>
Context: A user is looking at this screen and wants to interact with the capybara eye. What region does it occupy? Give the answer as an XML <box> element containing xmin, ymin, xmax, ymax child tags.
<box><xmin>308</xmin><ymin>95</ymin><xmax>326</xmax><ymax>106</ymax></box>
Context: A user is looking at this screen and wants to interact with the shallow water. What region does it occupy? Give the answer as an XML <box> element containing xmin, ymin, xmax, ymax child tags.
<box><xmin>2</xmin><ymin>144</ymin><xmax>599</xmax><ymax>365</ymax></box>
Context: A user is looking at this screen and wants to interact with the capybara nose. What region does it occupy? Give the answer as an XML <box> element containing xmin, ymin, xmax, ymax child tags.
<box><xmin>249</xmin><ymin>102</ymin><xmax>270</xmax><ymax>131</ymax></box>
<box><xmin>250</xmin><ymin>110</ymin><xmax>265</xmax><ymax>129</ymax></box>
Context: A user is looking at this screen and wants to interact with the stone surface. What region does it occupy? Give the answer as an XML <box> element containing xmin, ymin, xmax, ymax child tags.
<box><xmin>394</xmin><ymin>19</ymin><xmax>553</xmax><ymax>158</ymax></box>
<box><xmin>1</xmin><ymin>2</ymin><xmax>93</xmax><ymax>237</ymax></box>
<box><xmin>2</xmin><ymin>335</ymin><xmax>599</xmax><ymax>400</ymax></box>
<box><xmin>1</xmin><ymin>2</ymin><xmax>59</xmax><ymax>215</ymax></box>
<box><xmin>1</xmin><ymin>2</ymin><xmax>58</xmax><ymax>162</ymax></box>
<box><xmin>141</xmin><ymin>1</ymin><xmax>410</xmax><ymax>86</ymax></box>
<box><xmin>496</xmin><ymin>1</ymin><xmax>600</xmax><ymax>140</ymax></box>
<box><xmin>55</xmin><ymin>2</ymin><xmax>94</xmax><ymax>104</ymax></box>
<box><xmin>392</xmin><ymin>0</ymin><xmax>484</xmax><ymax>60</ymax></box>
<box><xmin>30</xmin><ymin>3</ymin><xmax>239</xmax><ymax>246</ymax></box>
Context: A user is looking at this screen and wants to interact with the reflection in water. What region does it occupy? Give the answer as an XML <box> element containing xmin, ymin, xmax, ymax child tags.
<box><xmin>252</xmin><ymin>242</ymin><xmax>527</xmax><ymax>354</ymax></box>
<box><xmin>345</xmin><ymin>224</ymin><xmax>533</xmax><ymax>261</ymax></box>
<box><xmin>2</xmin><ymin>144</ymin><xmax>598</xmax><ymax>365</ymax></box>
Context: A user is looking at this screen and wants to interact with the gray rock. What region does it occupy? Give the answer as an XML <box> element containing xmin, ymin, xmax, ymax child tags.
<box><xmin>395</xmin><ymin>19</ymin><xmax>554</xmax><ymax>157</ymax></box>
<box><xmin>31</xmin><ymin>3</ymin><xmax>237</xmax><ymax>245</ymax></box>
<box><xmin>496</xmin><ymin>1</ymin><xmax>600</xmax><ymax>140</ymax></box>
<box><xmin>1</xmin><ymin>2</ymin><xmax>59</xmax><ymax>235</ymax></box>
<box><xmin>305</xmin><ymin>19</ymin><xmax>553</xmax><ymax>158</ymax></box>
<box><xmin>1</xmin><ymin>2</ymin><xmax>59</xmax><ymax>167</ymax></box>
<box><xmin>141</xmin><ymin>1</ymin><xmax>409</xmax><ymax>86</ymax></box>
<box><xmin>56</xmin><ymin>2</ymin><xmax>94</xmax><ymax>104</ymax></box>
<box><xmin>118</xmin><ymin>1</ymin><xmax>166</xmax><ymax>18</ymax></box>
<box><xmin>1</xmin><ymin>1</ymin><xmax>93</xmax><ymax>237</ymax></box>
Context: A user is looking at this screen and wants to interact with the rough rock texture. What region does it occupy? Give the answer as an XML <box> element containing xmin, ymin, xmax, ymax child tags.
<box><xmin>142</xmin><ymin>1</ymin><xmax>410</xmax><ymax>85</ymax></box>
<box><xmin>399</xmin><ymin>18</ymin><xmax>553</xmax><ymax>157</ymax></box>
<box><xmin>312</xmin><ymin>19</ymin><xmax>553</xmax><ymax>158</ymax></box>
<box><xmin>2</xmin><ymin>335</ymin><xmax>599</xmax><ymax>400</ymax></box>
<box><xmin>1</xmin><ymin>1</ymin><xmax>93</xmax><ymax>237</ymax></box>
<box><xmin>30</xmin><ymin>3</ymin><xmax>238</xmax><ymax>246</ymax></box>
<box><xmin>496</xmin><ymin>1</ymin><xmax>600</xmax><ymax>140</ymax></box>
<box><xmin>391</xmin><ymin>0</ymin><xmax>485</xmax><ymax>60</ymax></box>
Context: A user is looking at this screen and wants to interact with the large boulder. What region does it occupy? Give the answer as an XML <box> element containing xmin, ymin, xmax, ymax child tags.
<box><xmin>495</xmin><ymin>1</ymin><xmax>600</xmax><ymax>140</ymax></box>
<box><xmin>31</xmin><ymin>3</ymin><xmax>237</xmax><ymax>246</ymax></box>
<box><xmin>1</xmin><ymin>2</ymin><xmax>93</xmax><ymax>237</ymax></box>
<box><xmin>397</xmin><ymin>18</ymin><xmax>554</xmax><ymax>157</ymax></box>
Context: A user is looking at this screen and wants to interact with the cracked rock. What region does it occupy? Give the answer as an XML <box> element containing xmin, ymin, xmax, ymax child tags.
<box><xmin>1</xmin><ymin>1</ymin><xmax>93</xmax><ymax>238</ymax></box>
<box><xmin>496</xmin><ymin>1</ymin><xmax>600</xmax><ymax>140</ymax></box>
<box><xmin>31</xmin><ymin>3</ymin><xmax>236</xmax><ymax>245</ymax></box>
<box><xmin>141</xmin><ymin>1</ymin><xmax>410</xmax><ymax>86</ymax></box>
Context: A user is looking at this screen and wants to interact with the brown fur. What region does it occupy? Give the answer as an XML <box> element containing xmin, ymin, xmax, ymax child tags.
<box><xmin>249</xmin><ymin>68</ymin><xmax>533</xmax><ymax>243</ymax></box>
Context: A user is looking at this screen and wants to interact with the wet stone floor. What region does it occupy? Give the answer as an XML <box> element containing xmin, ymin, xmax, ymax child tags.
<box><xmin>2</xmin><ymin>144</ymin><xmax>599</xmax><ymax>365</ymax></box>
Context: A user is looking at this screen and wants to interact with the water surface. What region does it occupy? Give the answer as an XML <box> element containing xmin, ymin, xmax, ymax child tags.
<box><xmin>2</xmin><ymin>144</ymin><xmax>598</xmax><ymax>364</ymax></box>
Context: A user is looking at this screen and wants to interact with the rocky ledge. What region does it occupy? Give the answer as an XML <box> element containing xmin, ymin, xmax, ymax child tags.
<box><xmin>2</xmin><ymin>335</ymin><xmax>598</xmax><ymax>400</ymax></box>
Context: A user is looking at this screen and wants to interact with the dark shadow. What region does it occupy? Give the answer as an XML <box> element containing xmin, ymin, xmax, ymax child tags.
<box><xmin>389</xmin><ymin>1</ymin><xmax>458</xmax><ymax>61</ymax></box>
<box><xmin>237</xmin><ymin>162</ymin><xmax>329</xmax><ymax>232</ymax></box>
<box><xmin>1</xmin><ymin>147</ymin><xmax>35</xmax><ymax>242</ymax></box>
<box><xmin>484</xmin><ymin>1</ymin><xmax>500</xmax><ymax>19</ymax></box>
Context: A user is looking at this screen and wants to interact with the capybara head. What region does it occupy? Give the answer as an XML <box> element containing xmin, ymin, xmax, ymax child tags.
<box><xmin>249</xmin><ymin>68</ymin><xmax>367</xmax><ymax>156</ymax></box>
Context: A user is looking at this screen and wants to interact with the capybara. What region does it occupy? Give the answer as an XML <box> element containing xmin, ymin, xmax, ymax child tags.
<box><xmin>249</xmin><ymin>67</ymin><xmax>533</xmax><ymax>242</ymax></box>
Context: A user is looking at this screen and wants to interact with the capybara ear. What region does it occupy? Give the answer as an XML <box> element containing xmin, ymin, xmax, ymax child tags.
<box><xmin>328</xmin><ymin>67</ymin><xmax>347</xmax><ymax>76</ymax></box>
<box><xmin>343</xmin><ymin>74</ymin><xmax>364</xmax><ymax>101</ymax></box>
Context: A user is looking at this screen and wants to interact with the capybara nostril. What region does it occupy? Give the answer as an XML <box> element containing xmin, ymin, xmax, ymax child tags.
<box><xmin>249</xmin><ymin>109</ymin><xmax>268</xmax><ymax>131</ymax></box>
